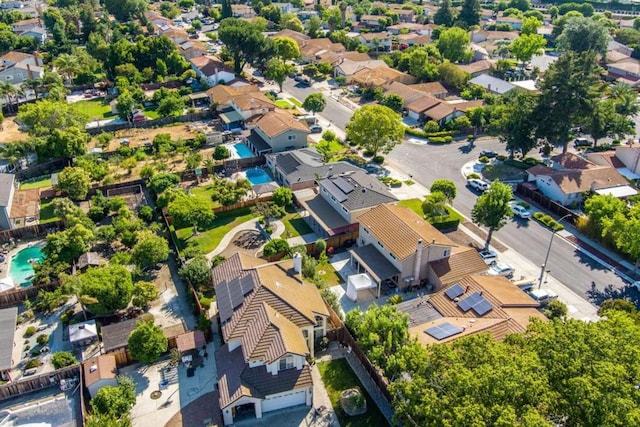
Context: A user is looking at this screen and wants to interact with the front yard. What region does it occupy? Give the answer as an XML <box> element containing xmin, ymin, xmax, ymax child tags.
<box><xmin>317</xmin><ymin>359</ymin><xmax>387</xmax><ymax>427</ymax></box>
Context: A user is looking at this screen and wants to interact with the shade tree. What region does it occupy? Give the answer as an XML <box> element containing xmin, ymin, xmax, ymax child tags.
<box><xmin>346</xmin><ymin>105</ymin><xmax>404</xmax><ymax>159</ymax></box>
<box><xmin>471</xmin><ymin>181</ymin><xmax>514</xmax><ymax>248</ymax></box>
<box><xmin>79</xmin><ymin>265</ymin><xmax>133</xmax><ymax>315</ymax></box>
<box><xmin>128</xmin><ymin>320</ymin><xmax>168</xmax><ymax>363</ymax></box>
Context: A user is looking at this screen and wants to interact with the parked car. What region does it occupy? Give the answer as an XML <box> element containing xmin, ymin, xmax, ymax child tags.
<box><xmin>488</xmin><ymin>262</ymin><xmax>515</xmax><ymax>278</ymax></box>
<box><xmin>467</xmin><ymin>178</ymin><xmax>488</xmax><ymax>192</ymax></box>
<box><xmin>527</xmin><ymin>288</ymin><xmax>558</xmax><ymax>305</ymax></box>
<box><xmin>478</xmin><ymin>249</ymin><xmax>498</xmax><ymax>265</ymax></box>
<box><xmin>510</xmin><ymin>203</ymin><xmax>532</xmax><ymax>219</ymax></box>
<box><xmin>309</xmin><ymin>125</ymin><xmax>322</xmax><ymax>134</ymax></box>
<box><xmin>574</xmin><ymin>137</ymin><xmax>592</xmax><ymax>148</ymax></box>
<box><xmin>294</xmin><ymin>75</ymin><xmax>304</xmax><ymax>82</ymax></box>
<box><xmin>479</xmin><ymin>150</ymin><xmax>498</xmax><ymax>158</ymax></box>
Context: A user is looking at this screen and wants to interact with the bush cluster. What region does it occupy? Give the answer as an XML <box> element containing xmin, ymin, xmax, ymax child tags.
<box><xmin>533</xmin><ymin>212</ymin><xmax>565</xmax><ymax>231</ymax></box>
<box><xmin>429</xmin><ymin>136</ymin><xmax>453</xmax><ymax>144</ymax></box>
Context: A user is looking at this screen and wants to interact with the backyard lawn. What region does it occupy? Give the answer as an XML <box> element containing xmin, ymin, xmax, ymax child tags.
<box><xmin>317</xmin><ymin>359</ymin><xmax>387</xmax><ymax>427</ymax></box>
<box><xmin>74</xmin><ymin>98</ymin><xmax>114</xmax><ymax>119</ymax></box>
<box><xmin>316</xmin><ymin>262</ymin><xmax>343</xmax><ymax>286</ymax></box>
<box><xmin>397</xmin><ymin>198</ymin><xmax>463</xmax><ymax>229</ymax></box>
<box><xmin>281</xmin><ymin>210</ymin><xmax>313</xmax><ymax>238</ymax></box>
<box><xmin>175</xmin><ymin>207</ymin><xmax>257</xmax><ymax>254</ymax></box>
<box><xmin>397</xmin><ymin>198</ymin><xmax>424</xmax><ymax>217</ymax></box>
<box><xmin>39</xmin><ymin>198</ymin><xmax>61</xmax><ymax>224</ymax></box>
<box><xmin>20</xmin><ymin>176</ymin><xmax>52</xmax><ymax>190</ymax></box>
<box><xmin>190</xmin><ymin>185</ymin><xmax>222</xmax><ymax>209</ymax></box>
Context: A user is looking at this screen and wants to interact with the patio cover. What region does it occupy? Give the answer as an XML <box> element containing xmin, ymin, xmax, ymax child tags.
<box><xmin>349</xmin><ymin>244</ymin><xmax>401</xmax><ymax>284</ymax></box>
<box><xmin>617</xmin><ymin>167</ymin><xmax>640</xmax><ymax>180</ymax></box>
<box><xmin>220</xmin><ymin>110</ymin><xmax>244</xmax><ymax>124</ymax></box>
<box><xmin>346</xmin><ymin>273</ymin><xmax>376</xmax><ymax>302</ymax></box>
<box><xmin>595</xmin><ymin>185</ymin><xmax>638</xmax><ymax>198</ymax></box>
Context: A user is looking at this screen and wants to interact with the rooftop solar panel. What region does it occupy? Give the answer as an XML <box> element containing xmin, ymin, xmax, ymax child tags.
<box><xmin>472</xmin><ymin>299</ymin><xmax>494</xmax><ymax>316</ymax></box>
<box><xmin>445</xmin><ymin>284</ymin><xmax>464</xmax><ymax>300</ymax></box>
<box><xmin>322</xmin><ymin>180</ymin><xmax>348</xmax><ymax>203</ymax></box>
<box><xmin>333</xmin><ymin>177</ymin><xmax>354</xmax><ymax>194</ymax></box>
<box><xmin>458</xmin><ymin>292</ymin><xmax>482</xmax><ymax>312</ymax></box>
<box><xmin>425</xmin><ymin>322</ymin><xmax>464</xmax><ymax>340</ymax></box>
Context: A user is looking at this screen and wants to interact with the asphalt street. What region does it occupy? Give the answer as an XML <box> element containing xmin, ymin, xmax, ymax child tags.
<box><xmin>386</xmin><ymin>138</ymin><xmax>628</xmax><ymax>298</ymax></box>
<box><xmin>282</xmin><ymin>79</ymin><xmax>353</xmax><ymax>130</ymax></box>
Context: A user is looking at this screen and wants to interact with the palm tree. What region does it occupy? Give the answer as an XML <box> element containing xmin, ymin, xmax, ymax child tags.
<box><xmin>21</xmin><ymin>79</ymin><xmax>43</xmax><ymax>101</ymax></box>
<box><xmin>0</xmin><ymin>82</ymin><xmax>18</xmax><ymax>114</ymax></box>
<box><xmin>53</xmin><ymin>53</ymin><xmax>79</xmax><ymax>86</ymax></box>
<box><xmin>609</xmin><ymin>83</ymin><xmax>639</xmax><ymax>116</ymax></box>
<box><xmin>61</xmin><ymin>274</ymin><xmax>96</xmax><ymax>322</ymax></box>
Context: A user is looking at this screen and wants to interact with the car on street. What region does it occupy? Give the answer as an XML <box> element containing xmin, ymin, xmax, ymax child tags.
<box><xmin>478</xmin><ymin>249</ymin><xmax>498</xmax><ymax>265</ymax></box>
<box><xmin>467</xmin><ymin>178</ymin><xmax>488</xmax><ymax>192</ymax></box>
<box><xmin>479</xmin><ymin>150</ymin><xmax>498</xmax><ymax>158</ymax></box>
<box><xmin>574</xmin><ymin>137</ymin><xmax>592</xmax><ymax>148</ymax></box>
<box><xmin>527</xmin><ymin>288</ymin><xmax>558</xmax><ymax>305</ymax></box>
<box><xmin>510</xmin><ymin>203</ymin><xmax>532</xmax><ymax>219</ymax></box>
<box><xmin>309</xmin><ymin>125</ymin><xmax>322</xmax><ymax>134</ymax></box>
<box><xmin>488</xmin><ymin>262</ymin><xmax>515</xmax><ymax>278</ymax></box>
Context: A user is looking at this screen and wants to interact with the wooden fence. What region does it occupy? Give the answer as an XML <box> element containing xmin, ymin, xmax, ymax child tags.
<box><xmin>0</xmin><ymin>281</ymin><xmax>60</xmax><ymax>308</ymax></box>
<box><xmin>0</xmin><ymin>365</ymin><xmax>80</xmax><ymax>401</ymax></box>
<box><xmin>16</xmin><ymin>158</ymin><xmax>71</xmax><ymax>181</ymax></box>
<box><xmin>213</xmin><ymin>195</ymin><xmax>273</xmax><ymax>214</ymax></box>
<box><xmin>0</xmin><ymin>220</ymin><xmax>64</xmax><ymax>245</ymax></box>
<box><xmin>516</xmin><ymin>183</ymin><xmax>577</xmax><ymax>225</ymax></box>
<box><xmin>86</xmin><ymin>111</ymin><xmax>215</xmax><ymax>135</ymax></box>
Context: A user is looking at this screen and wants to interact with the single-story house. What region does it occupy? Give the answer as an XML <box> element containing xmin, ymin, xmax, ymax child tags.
<box><xmin>469</xmin><ymin>74</ymin><xmax>515</xmax><ymax>95</ymax></box>
<box><xmin>0</xmin><ymin>307</ymin><xmax>17</xmax><ymax>381</ymax></box>
<box><xmin>70</xmin><ymin>320</ymin><xmax>99</xmax><ymax>349</ymax></box>
<box><xmin>83</xmin><ymin>355</ymin><xmax>118</xmax><ymax>398</ymax></box>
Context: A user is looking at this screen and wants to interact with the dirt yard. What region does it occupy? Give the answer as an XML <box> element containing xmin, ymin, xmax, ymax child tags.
<box><xmin>92</xmin><ymin>123</ymin><xmax>199</xmax><ymax>152</ymax></box>
<box><xmin>0</xmin><ymin>118</ymin><xmax>28</xmax><ymax>143</ymax></box>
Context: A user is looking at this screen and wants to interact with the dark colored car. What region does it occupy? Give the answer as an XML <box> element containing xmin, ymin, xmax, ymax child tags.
<box><xmin>479</xmin><ymin>150</ymin><xmax>498</xmax><ymax>158</ymax></box>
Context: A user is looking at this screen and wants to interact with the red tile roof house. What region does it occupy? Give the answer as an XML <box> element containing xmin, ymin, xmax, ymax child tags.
<box><xmin>212</xmin><ymin>255</ymin><xmax>329</xmax><ymax>425</ymax></box>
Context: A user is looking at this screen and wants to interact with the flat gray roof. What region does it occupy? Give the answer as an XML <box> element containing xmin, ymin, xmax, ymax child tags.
<box><xmin>0</xmin><ymin>307</ymin><xmax>17</xmax><ymax>371</ymax></box>
<box><xmin>0</xmin><ymin>173</ymin><xmax>14</xmax><ymax>207</ymax></box>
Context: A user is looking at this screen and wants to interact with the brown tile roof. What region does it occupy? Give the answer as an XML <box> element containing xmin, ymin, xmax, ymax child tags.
<box><xmin>359</xmin><ymin>31</ymin><xmax>391</xmax><ymax>41</ymax></box>
<box><xmin>83</xmin><ymin>355</ymin><xmax>117</xmax><ymax>387</ymax></box>
<box><xmin>215</xmin><ymin>345</ymin><xmax>254</xmax><ymax>407</ymax></box>
<box><xmin>409</xmin><ymin>82</ymin><xmax>448</xmax><ymax>95</ymax></box>
<box><xmin>163</xmin><ymin>323</ymin><xmax>186</xmax><ymax>339</ymax></box>
<box><xmin>429</xmin><ymin>248</ymin><xmax>487</xmax><ymax>286</ymax></box>
<box><xmin>405</xmin><ymin>95</ymin><xmax>440</xmax><ymax>113</ymax></box>
<box><xmin>350</xmin><ymin>66</ymin><xmax>415</xmax><ymax>86</ymax></box>
<box><xmin>190</xmin><ymin>56</ymin><xmax>234</xmax><ymax>76</ymax></box>
<box><xmin>299</xmin><ymin>38</ymin><xmax>344</xmax><ymax>57</ymax></box>
<box><xmin>162</xmin><ymin>28</ymin><xmax>189</xmax><ymax>40</ymax></box>
<box><xmin>469</xmin><ymin>275</ymin><xmax>540</xmax><ymax>307</ymax></box>
<box><xmin>358</xmin><ymin>204</ymin><xmax>456</xmax><ymax>261</ymax></box>
<box><xmin>423</xmin><ymin>102</ymin><xmax>456</xmax><ymax>122</ymax></box>
<box><xmin>12</xmin><ymin>18</ymin><xmax>39</xmax><ymax>27</ymax></box>
<box><xmin>550</xmin><ymin>152</ymin><xmax>598</xmax><ymax>170</ymax></box>
<box><xmin>271</xmin><ymin>29</ymin><xmax>310</xmax><ymax>44</ymax></box>
<box><xmin>526</xmin><ymin>164</ymin><xmax>555</xmax><ymax>176</ymax></box>
<box><xmin>410</xmin><ymin>317</ymin><xmax>518</xmax><ymax>345</ymax></box>
<box><xmin>457</xmin><ymin>60</ymin><xmax>493</xmax><ymax>75</ymax></box>
<box><xmin>176</xmin><ymin>330</ymin><xmax>206</xmax><ymax>352</ymax></box>
<box><xmin>252</xmin><ymin>109</ymin><xmax>309</xmax><ymax>138</ymax></box>
<box><xmin>101</xmin><ymin>318</ymin><xmax>138</xmax><ymax>352</ymax></box>
<box><xmin>206</xmin><ymin>83</ymin><xmax>260</xmax><ymax>105</ymax></box>
<box><xmin>0</xmin><ymin>51</ymin><xmax>32</xmax><ymax>64</ymax></box>
<box><xmin>241</xmin><ymin>363</ymin><xmax>312</xmax><ymax>398</ymax></box>
<box><xmin>551</xmin><ymin>167</ymin><xmax>630</xmax><ymax>193</ymax></box>
<box><xmin>454</xmin><ymin>100</ymin><xmax>484</xmax><ymax>112</ymax></box>
<box><xmin>9</xmin><ymin>188</ymin><xmax>39</xmax><ymax>219</ymax></box>
<box><xmin>381</xmin><ymin>81</ymin><xmax>424</xmax><ymax>104</ymax></box>
<box><xmin>585</xmin><ymin>151</ymin><xmax>625</xmax><ymax>169</ymax></box>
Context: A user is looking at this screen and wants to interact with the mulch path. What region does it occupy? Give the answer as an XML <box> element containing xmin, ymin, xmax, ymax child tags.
<box><xmin>164</xmin><ymin>391</ymin><xmax>222</xmax><ymax>427</ymax></box>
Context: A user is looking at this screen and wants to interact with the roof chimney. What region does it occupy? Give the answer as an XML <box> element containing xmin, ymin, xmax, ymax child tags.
<box><xmin>292</xmin><ymin>252</ymin><xmax>302</xmax><ymax>275</ymax></box>
<box><xmin>412</xmin><ymin>239</ymin><xmax>423</xmax><ymax>286</ymax></box>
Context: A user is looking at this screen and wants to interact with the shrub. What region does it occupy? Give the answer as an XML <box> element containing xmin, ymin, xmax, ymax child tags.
<box><xmin>467</xmin><ymin>173</ymin><xmax>481</xmax><ymax>180</ymax></box>
<box><xmin>36</xmin><ymin>334</ymin><xmax>49</xmax><ymax>346</ymax></box>
<box><xmin>199</xmin><ymin>297</ymin><xmax>212</xmax><ymax>310</ymax></box>
<box><xmin>31</xmin><ymin>349</ymin><xmax>41</xmax><ymax>356</ymax></box>
<box><xmin>138</xmin><ymin>205</ymin><xmax>154</xmax><ymax>223</ymax></box>
<box><xmin>423</xmin><ymin>120</ymin><xmax>439</xmax><ymax>133</ymax></box>
<box><xmin>388</xmin><ymin>295</ymin><xmax>403</xmax><ymax>305</ymax></box>
<box><xmin>363</xmin><ymin>149</ymin><xmax>374</xmax><ymax>157</ymax></box>
<box><xmin>25</xmin><ymin>359</ymin><xmax>40</xmax><ymax>370</ymax></box>
<box><xmin>373</xmin><ymin>155</ymin><xmax>384</xmax><ymax>164</ymax></box>
<box><xmin>523</xmin><ymin>157</ymin><xmax>540</xmax><ymax>166</ymax></box>
<box><xmin>52</xmin><ymin>351</ymin><xmax>78</xmax><ymax>369</ymax></box>
<box><xmin>479</xmin><ymin>156</ymin><xmax>490</xmax><ymax>163</ymax></box>
<box><xmin>24</xmin><ymin>326</ymin><xmax>36</xmax><ymax>337</ymax></box>
<box><xmin>428</xmin><ymin>136</ymin><xmax>453</xmax><ymax>144</ymax></box>
<box><xmin>496</xmin><ymin>155</ymin><xmax>507</xmax><ymax>161</ymax></box>
<box><xmin>265</xmin><ymin>226</ymin><xmax>273</xmax><ymax>234</ymax></box>
<box><xmin>263</xmin><ymin>239</ymin><xmax>290</xmax><ymax>257</ymax></box>
<box><xmin>467</xmin><ymin>134</ymin><xmax>474</xmax><ymax>140</ymax></box>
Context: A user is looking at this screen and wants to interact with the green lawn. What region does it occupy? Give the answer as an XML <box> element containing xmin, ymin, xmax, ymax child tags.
<box><xmin>190</xmin><ymin>185</ymin><xmax>222</xmax><ymax>209</ymax></box>
<box><xmin>281</xmin><ymin>211</ymin><xmax>313</xmax><ymax>238</ymax></box>
<box><xmin>397</xmin><ymin>198</ymin><xmax>424</xmax><ymax>217</ymax></box>
<box><xmin>482</xmin><ymin>163</ymin><xmax>528</xmax><ymax>181</ymax></box>
<box><xmin>316</xmin><ymin>262</ymin><xmax>343</xmax><ymax>286</ymax></box>
<box><xmin>175</xmin><ymin>207</ymin><xmax>258</xmax><ymax>254</ymax></box>
<box><xmin>317</xmin><ymin>359</ymin><xmax>387</xmax><ymax>427</ymax></box>
<box><xmin>74</xmin><ymin>98</ymin><xmax>115</xmax><ymax>119</ymax></box>
<box><xmin>275</xmin><ymin>99</ymin><xmax>294</xmax><ymax>109</ymax></box>
<box><xmin>288</xmin><ymin>97</ymin><xmax>303</xmax><ymax>107</ymax></box>
<box><xmin>39</xmin><ymin>198</ymin><xmax>61</xmax><ymax>224</ymax></box>
<box><xmin>20</xmin><ymin>177</ymin><xmax>52</xmax><ymax>190</ymax></box>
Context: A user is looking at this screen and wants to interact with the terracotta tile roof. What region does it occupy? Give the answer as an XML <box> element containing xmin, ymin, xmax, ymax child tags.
<box><xmin>550</xmin><ymin>167</ymin><xmax>630</xmax><ymax>193</ymax></box>
<box><xmin>429</xmin><ymin>248</ymin><xmax>487</xmax><ymax>285</ymax></box>
<box><xmin>176</xmin><ymin>330</ymin><xmax>206</xmax><ymax>352</ymax></box>
<box><xmin>0</xmin><ymin>51</ymin><xmax>32</xmax><ymax>65</ymax></box>
<box><xmin>83</xmin><ymin>355</ymin><xmax>117</xmax><ymax>387</ymax></box>
<box><xmin>252</xmin><ymin>109</ymin><xmax>309</xmax><ymax>138</ymax></box>
<box><xmin>550</xmin><ymin>152</ymin><xmax>598</xmax><ymax>170</ymax></box>
<box><xmin>358</xmin><ymin>204</ymin><xmax>456</xmax><ymax>261</ymax></box>
<box><xmin>9</xmin><ymin>188</ymin><xmax>39</xmax><ymax>219</ymax></box>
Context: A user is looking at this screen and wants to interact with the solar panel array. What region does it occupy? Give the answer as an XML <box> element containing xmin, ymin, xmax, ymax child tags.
<box><xmin>445</xmin><ymin>283</ymin><xmax>464</xmax><ymax>300</ymax></box>
<box><xmin>425</xmin><ymin>322</ymin><xmax>464</xmax><ymax>340</ymax></box>
<box><xmin>216</xmin><ymin>273</ymin><xmax>258</xmax><ymax>323</ymax></box>
<box><xmin>323</xmin><ymin>180</ymin><xmax>348</xmax><ymax>202</ymax></box>
<box><xmin>457</xmin><ymin>292</ymin><xmax>494</xmax><ymax>316</ymax></box>
<box><xmin>333</xmin><ymin>177</ymin><xmax>354</xmax><ymax>194</ymax></box>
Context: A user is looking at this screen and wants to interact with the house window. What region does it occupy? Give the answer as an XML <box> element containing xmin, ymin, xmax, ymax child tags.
<box><xmin>389</xmin><ymin>252</ymin><xmax>396</xmax><ymax>260</ymax></box>
<box><xmin>377</xmin><ymin>241</ymin><xmax>384</xmax><ymax>248</ymax></box>
<box><xmin>279</xmin><ymin>355</ymin><xmax>294</xmax><ymax>370</ymax></box>
<box><xmin>443</xmin><ymin>249</ymin><xmax>449</xmax><ymax>257</ymax></box>
<box><xmin>363</xmin><ymin>228</ymin><xmax>369</xmax><ymax>234</ymax></box>
<box><xmin>341</xmin><ymin>206</ymin><xmax>348</xmax><ymax>213</ymax></box>
<box><xmin>288</xmin><ymin>135</ymin><xmax>296</xmax><ymax>141</ymax></box>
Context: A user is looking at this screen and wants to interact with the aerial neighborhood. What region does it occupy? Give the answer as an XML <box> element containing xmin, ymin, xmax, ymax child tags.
<box><xmin>0</xmin><ymin>0</ymin><xmax>639</xmax><ymax>425</ymax></box>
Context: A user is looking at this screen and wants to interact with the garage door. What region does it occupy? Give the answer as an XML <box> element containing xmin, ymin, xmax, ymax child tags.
<box><xmin>262</xmin><ymin>389</ymin><xmax>306</xmax><ymax>413</ymax></box>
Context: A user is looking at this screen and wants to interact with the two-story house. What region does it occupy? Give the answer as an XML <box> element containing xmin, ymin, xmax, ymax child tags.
<box><xmin>349</xmin><ymin>204</ymin><xmax>487</xmax><ymax>293</ymax></box>
<box><xmin>190</xmin><ymin>56</ymin><xmax>235</xmax><ymax>87</ymax></box>
<box><xmin>0</xmin><ymin>51</ymin><xmax>43</xmax><ymax>84</ymax></box>
<box><xmin>357</xmin><ymin>31</ymin><xmax>392</xmax><ymax>52</ymax></box>
<box><xmin>213</xmin><ymin>255</ymin><xmax>329</xmax><ymax>425</ymax></box>
<box><xmin>206</xmin><ymin>84</ymin><xmax>276</xmax><ymax>130</ymax></box>
<box><xmin>246</xmin><ymin>110</ymin><xmax>310</xmax><ymax>155</ymax></box>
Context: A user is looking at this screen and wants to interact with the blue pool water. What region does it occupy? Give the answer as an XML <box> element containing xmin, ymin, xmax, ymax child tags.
<box><xmin>10</xmin><ymin>246</ymin><xmax>45</xmax><ymax>287</ymax></box>
<box><xmin>233</xmin><ymin>143</ymin><xmax>254</xmax><ymax>159</ymax></box>
<box><xmin>246</xmin><ymin>168</ymin><xmax>273</xmax><ymax>185</ymax></box>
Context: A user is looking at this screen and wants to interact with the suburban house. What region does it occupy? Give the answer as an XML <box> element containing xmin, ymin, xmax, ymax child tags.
<box><xmin>212</xmin><ymin>254</ymin><xmax>329</xmax><ymax>425</ymax></box>
<box><xmin>0</xmin><ymin>51</ymin><xmax>43</xmax><ymax>84</ymax></box>
<box><xmin>495</xmin><ymin>15</ymin><xmax>522</xmax><ymax>30</ymax></box>
<box><xmin>398</xmin><ymin>275</ymin><xmax>546</xmax><ymax>346</ymax></box>
<box><xmin>607</xmin><ymin>58</ymin><xmax>640</xmax><ymax>86</ymax></box>
<box><xmin>18</xmin><ymin>27</ymin><xmax>47</xmax><ymax>44</ymax></box>
<box><xmin>387</xmin><ymin>23</ymin><xmax>434</xmax><ymax>36</ymax></box>
<box><xmin>349</xmin><ymin>204</ymin><xmax>487</xmax><ymax>294</ymax></box>
<box><xmin>265</xmin><ymin>148</ymin><xmax>360</xmax><ymax>191</ymax></box>
<box><xmin>177</xmin><ymin>40</ymin><xmax>207</xmax><ymax>60</ymax></box>
<box><xmin>409</xmin><ymin>82</ymin><xmax>448</xmax><ymax>99</ymax></box>
<box><xmin>0</xmin><ymin>174</ymin><xmax>16</xmax><ymax>231</ymax></box>
<box><xmin>160</xmin><ymin>27</ymin><xmax>190</xmax><ymax>45</ymax></box>
<box><xmin>190</xmin><ymin>56</ymin><xmax>235</xmax><ymax>86</ymax></box>
<box><xmin>206</xmin><ymin>85</ymin><xmax>276</xmax><ymax>130</ymax></box>
<box><xmin>349</xmin><ymin>66</ymin><xmax>416</xmax><ymax>87</ymax></box>
<box><xmin>246</xmin><ymin>109</ymin><xmax>310</xmax><ymax>155</ymax></box>
<box><xmin>390</xmin><ymin>6</ymin><xmax>417</xmax><ymax>23</ymax></box>
<box><xmin>359</xmin><ymin>14</ymin><xmax>385</xmax><ymax>29</ymax></box>
<box><xmin>587</xmin><ymin>146</ymin><xmax>640</xmax><ymax>180</ymax></box>
<box><xmin>0</xmin><ymin>307</ymin><xmax>17</xmax><ymax>381</ymax></box>
<box><xmin>11</xmin><ymin>17</ymin><xmax>41</xmax><ymax>33</ymax></box>
<box><xmin>333</xmin><ymin>58</ymin><xmax>388</xmax><ymax>79</ymax></box>
<box><xmin>469</xmin><ymin>74</ymin><xmax>515</xmax><ymax>95</ymax></box>
<box><xmin>83</xmin><ymin>355</ymin><xmax>118</xmax><ymax>398</ymax></box>
<box><xmin>357</xmin><ymin>32</ymin><xmax>392</xmax><ymax>52</ymax></box>
<box><xmin>457</xmin><ymin>59</ymin><xmax>493</xmax><ymax>77</ymax></box>
<box><xmin>296</xmin><ymin>38</ymin><xmax>346</xmax><ymax>64</ymax></box>
<box><xmin>396</xmin><ymin>32</ymin><xmax>432</xmax><ymax>48</ymax></box>
<box><xmin>231</xmin><ymin>4</ymin><xmax>256</xmax><ymax>18</ymax></box>
<box><xmin>525</xmin><ymin>153</ymin><xmax>636</xmax><ymax>205</ymax></box>
<box><xmin>470</xmin><ymin>30</ymin><xmax>518</xmax><ymax>57</ymax></box>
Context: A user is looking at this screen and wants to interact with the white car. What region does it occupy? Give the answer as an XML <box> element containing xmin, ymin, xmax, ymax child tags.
<box><xmin>527</xmin><ymin>288</ymin><xmax>558</xmax><ymax>305</ymax></box>
<box><xmin>467</xmin><ymin>178</ymin><xmax>488</xmax><ymax>192</ymax></box>
<box><xmin>478</xmin><ymin>249</ymin><xmax>498</xmax><ymax>265</ymax></box>
<box><xmin>488</xmin><ymin>262</ymin><xmax>515</xmax><ymax>278</ymax></box>
<box><xmin>510</xmin><ymin>203</ymin><xmax>531</xmax><ymax>219</ymax></box>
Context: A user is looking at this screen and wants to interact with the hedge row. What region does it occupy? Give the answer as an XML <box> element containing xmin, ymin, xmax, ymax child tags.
<box><xmin>533</xmin><ymin>212</ymin><xmax>565</xmax><ymax>231</ymax></box>
<box><xmin>429</xmin><ymin>136</ymin><xmax>453</xmax><ymax>144</ymax></box>
<box><xmin>429</xmin><ymin>206</ymin><xmax>463</xmax><ymax>231</ymax></box>
<box><xmin>405</xmin><ymin>127</ymin><xmax>455</xmax><ymax>140</ymax></box>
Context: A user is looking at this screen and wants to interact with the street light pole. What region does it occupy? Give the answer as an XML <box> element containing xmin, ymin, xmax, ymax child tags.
<box><xmin>538</xmin><ymin>214</ymin><xmax>572</xmax><ymax>290</ymax></box>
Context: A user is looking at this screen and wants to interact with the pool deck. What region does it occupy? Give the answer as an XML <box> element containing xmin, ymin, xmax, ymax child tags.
<box><xmin>0</xmin><ymin>240</ymin><xmax>46</xmax><ymax>291</ymax></box>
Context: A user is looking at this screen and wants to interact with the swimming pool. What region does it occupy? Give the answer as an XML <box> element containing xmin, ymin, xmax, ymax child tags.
<box><xmin>233</xmin><ymin>143</ymin><xmax>254</xmax><ymax>159</ymax></box>
<box><xmin>245</xmin><ymin>168</ymin><xmax>273</xmax><ymax>185</ymax></box>
<box><xmin>10</xmin><ymin>246</ymin><xmax>44</xmax><ymax>287</ymax></box>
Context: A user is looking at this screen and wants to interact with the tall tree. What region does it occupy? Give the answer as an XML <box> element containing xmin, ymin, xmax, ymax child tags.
<box><xmin>218</xmin><ymin>18</ymin><xmax>276</xmax><ymax>73</ymax></box>
<box><xmin>459</xmin><ymin>0</ymin><xmax>480</xmax><ymax>27</ymax></box>
<box><xmin>520</xmin><ymin>16</ymin><xmax>542</xmax><ymax>35</ymax></box>
<box><xmin>79</xmin><ymin>265</ymin><xmax>133</xmax><ymax>315</ymax></box>
<box><xmin>556</xmin><ymin>16</ymin><xmax>611</xmax><ymax>55</ymax></box>
<box><xmin>496</xmin><ymin>92</ymin><xmax>539</xmax><ymax>156</ymax></box>
<box><xmin>509</xmin><ymin>34</ymin><xmax>546</xmax><ymax>64</ymax></box>
<box><xmin>346</xmin><ymin>105</ymin><xmax>405</xmax><ymax>158</ymax></box>
<box><xmin>437</xmin><ymin>27</ymin><xmax>472</xmax><ymax>63</ymax></box>
<box><xmin>535</xmin><ymin>51</ymin><xmax>603</xmax><ymax>152</ymax></box>
<box><xmin>167</xmin><ymin>191</ymin><xmax>215</xmax><ymax>234</ymax></box>
<box><xmin>471</xmin><ymin>181</ymin><xmax>513</xmax><ymax>248</ymax></box>
<box><xmin>56</xmin><ymin>167</ymin><xmax>91</xmax><ymax>201</ymax></box>
<box><xmin>273</xmin><ymin>36</ymin><xmax>301</xmax><ymax>60</ymax></box>
<box><xmin>221</xmin><ymin>0</ymin><xmax>232</xmax><ymax>19</ymax></box>
<box><xmin>265</xmin><ymin>58</ymin><xmax>295</xmax><ymax>92</ymax></box>
<box><xmin>128</xmin><ymin>320</ymin><xmax>168</xmax><ymax>363</ymax></box>
<box><xmin>307</xmin><ymin>16</ymin><xmax>322</xmax><ymax>38</ymax></box>
<box><xmin>433</xmin><ymin>0</ymin><xmax>455</xmax><ymax>27</ymax></box>
<box><xmin>302</xmin><ymin>93</ymin><xmax>326</xmax><ymax>115</ymax></box>
<box><xmin>131</xmin><ymin>231</ymin><xmax>169</xmax><ymax>268</ymax></box>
